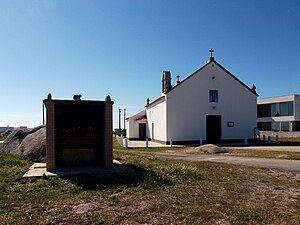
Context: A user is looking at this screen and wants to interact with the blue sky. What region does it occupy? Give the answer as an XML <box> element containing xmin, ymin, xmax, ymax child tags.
<box><xmin>0</xmin><ymin>0</ymin><xmax>299</xmax><ymax>128</ymax></box>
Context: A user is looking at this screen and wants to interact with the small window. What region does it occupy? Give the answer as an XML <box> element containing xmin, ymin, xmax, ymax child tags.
<box><xmin>227</xmin><ymin>121</ymin><xmax>234</xmax><ymax>127</ymax></box>
<box><xmin>209</xmin><ymin>90</ymin><xmax>218</xmax><ymax>103</ymax></box>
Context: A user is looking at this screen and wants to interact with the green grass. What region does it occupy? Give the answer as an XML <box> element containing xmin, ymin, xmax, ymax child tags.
<box><xmin>1</xmin><ymin>152</ymin><xmax>300</xmax><ymax>224</ymax></box>
<box><xmin>0</xmin><ymin>153</ymin><xmax>31</xmax><ymax>191</ymax></box>
<box><xmin>113</xmin><ymin>136</ymin><xmax>127</xmax><ymax>150</ymax></box>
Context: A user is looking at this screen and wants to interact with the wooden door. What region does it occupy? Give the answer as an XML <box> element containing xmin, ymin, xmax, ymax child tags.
<box><xmin>206</xmin><ymin>115</ymin><xmax>221</xmax><ymax>144</ymax></box>
<box><xmin>139</xmin><ymin>123</ymin><xmax>146</xmax><ymax>141</ymax></box>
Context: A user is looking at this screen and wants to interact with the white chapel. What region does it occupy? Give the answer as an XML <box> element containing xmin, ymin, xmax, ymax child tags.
<box><xmin>126</xmin><ymin>49</ymin><xmax>258</xmax><ymax>144</ymax></box>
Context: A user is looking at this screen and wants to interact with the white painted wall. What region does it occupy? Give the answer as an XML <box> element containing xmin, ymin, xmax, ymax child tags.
<box><xmin>146</xmin><ymin>97</ymin><xmax>166</xmax><ymax>141</ymax></box>
<box><xmin>166</xmin><ymin>61</ymin><xmax>257</xmax><ymax>142</ymax></box>
<box><xmin>257</xmin><ymin>95</ymin><xmax>295</xmax><ymax>105</ymax></box>
<box><xmin>257</xmin><ymin>116</ymin><xmax>294</xmax><ymax>123</ymax></box>
<box><xmin>126</xmin><ymin>110</ymin><xmax>146</xmax><ymax>139</ymax></box>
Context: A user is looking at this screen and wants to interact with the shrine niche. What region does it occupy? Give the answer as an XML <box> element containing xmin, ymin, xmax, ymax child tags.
<box><xmin>44</xmin><ymin>94</ymin><xmax>113</xmax><ymax>171</ymax></box>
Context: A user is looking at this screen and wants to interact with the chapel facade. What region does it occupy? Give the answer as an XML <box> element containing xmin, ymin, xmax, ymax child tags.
<box><xmin>126</xmin><ymin>49</ymin><xmax>258</xmax><ymax>144</ymax></box>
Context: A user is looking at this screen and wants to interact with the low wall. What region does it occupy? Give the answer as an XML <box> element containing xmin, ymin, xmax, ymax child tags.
<box><xmin>260</xmin><ymin>131</ymin><xmax>300</xmax><ymax>142</ymax></box>
<box><xmin>115</xmin><ymin>135</ymin><xmax>124</xmax><ymax>147</ymax></box>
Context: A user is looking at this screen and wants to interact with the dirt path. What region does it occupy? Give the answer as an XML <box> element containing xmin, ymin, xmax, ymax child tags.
<box><xmin>116</xmin><ymin>150</ymin><xmax>300</xmax><ymax>172</ymax></box>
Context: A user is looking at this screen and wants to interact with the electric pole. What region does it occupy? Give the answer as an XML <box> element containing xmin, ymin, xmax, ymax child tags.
<box><xmin>118</xmin><ymin>109</ymin><xmax>121</xmax><ymax>131</ymax></box>
<box><xmin>123</xmin><ymin>108</ymin><xmax>126</xmax><ymax>131</ymax></box>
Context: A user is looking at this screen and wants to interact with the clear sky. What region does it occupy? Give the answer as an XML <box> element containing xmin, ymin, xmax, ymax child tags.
<box><xmin>0</xmin><ymin>0</ymin><xmax>300</xmax><ymax>128</ymax></box>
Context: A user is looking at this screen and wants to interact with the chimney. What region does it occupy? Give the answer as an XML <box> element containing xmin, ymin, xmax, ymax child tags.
<box><xmin>176</xmin><ymin>75</ymin><xmax>180</xmax><ymax>85</ymax></box>
<box><xmin>162</xmin><ymin>71</ymin><xmax>172</xmax><ymax>93</ymax></box>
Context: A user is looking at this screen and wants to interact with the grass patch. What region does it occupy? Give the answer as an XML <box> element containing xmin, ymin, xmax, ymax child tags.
<box><xmin>227</xmin><ymin>149</ymin><xmax>300</xmax><ymax>160</ymax></box>
<box><xmin>0</xmin><ymin>152</ymin><xmax>300</xmax><ymax>224</ymax></box>
<box><xmin>113</xmin><ymin>136</ymin><xmax>127</xmax><ymax>150</ymax></box>
<box><xmin>0</xmin><ymin>153</ymin><xmax>30</xmax><ymax>190</ymax></box>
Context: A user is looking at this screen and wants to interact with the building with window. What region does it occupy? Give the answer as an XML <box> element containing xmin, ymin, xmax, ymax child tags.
<box><xmin>126</xmin><ymin>49</ymin><xmax>258</xmax><ymax>144</ymax></box>
<box><xmin>257</xmin><ymin>95</ymin><xmax>300</xmax><ymax>131</ymax></box>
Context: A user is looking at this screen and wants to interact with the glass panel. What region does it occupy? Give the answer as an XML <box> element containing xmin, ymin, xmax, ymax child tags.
<box><xmin>272</xmin><ymin>122</ymin><xmax>280</xmax><ymax>131</ymax></box>
<box><xmin>281</xmin><ymin>122</ymin><xmax>290</xmax><ymax>131</ymax></box>
<box><xmin>280</xmin><ymin>101</ymin><xmax>293</xmax><ymax>116</ymax></box>
<box><xmin>258</xmin><ymin>122</ymin><xmax>271</xmax><ymax>131</ymax></box>
<box><xmin>271</xmin><ymin>103</ymin><xmax>277</xmax><ymax>116</ymax></box>
<box><xmin>288</xmin><ymin>102</ymin><xmax>294</xmax><ymax>115</ymax></box>
<box><xmin>258</xmin><ymin>104</ymin><xmax>271</xmax><ymax>117</ymax></box>
<box><xmin>209</xmin><ymin>90</ymin><xmax>218</xmax><ymax>103</ymax></box>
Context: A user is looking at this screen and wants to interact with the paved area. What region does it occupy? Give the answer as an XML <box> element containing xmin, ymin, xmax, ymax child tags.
<box><xmin>126</xmin><ymin>140</ymin><xmax>171</xmax><ymax>148</ymax></box>
<box><xmin>23</xmin><ymin>160</ymin><xmax>134</xmax><ymax>178</ymax></box>
<box><xmin>175</xmin><ymin>154</ymin><xmax>300</xmax><ymax>172</ymax></box>
<box><xmin>23</xmin><ymin>163</ymin><xmax>56</xmax><ymax>177</ymax></box>
<box><xmin>118</xmin><ymin>148</ymin><xmax>300</xmax><ymax>172</ymax></box>
<box><xmin>224</xmin><ymin>146</ymin><xmax>300</xmax><ymax>153</ymax></box>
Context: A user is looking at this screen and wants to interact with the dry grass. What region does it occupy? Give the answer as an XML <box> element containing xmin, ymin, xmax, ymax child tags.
<box><xmin>1</xmin><ymin>152</ymin><xmax>300</xmax><ymax>224</ymax></box>
<box><xmin>223</xmin><ymin>148</ymin><xmax>300</xmax><ymax>160</ymax></box>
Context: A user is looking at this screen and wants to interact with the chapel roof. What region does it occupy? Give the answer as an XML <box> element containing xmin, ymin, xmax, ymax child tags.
<box><xmin>146</xmin><ymin>50</ymin><xmax>259</xmax><ymax>107</ymax></box>
<box><xmin>167</xmin><ymin>59</ymin><xmax>259</xmax><ymax>96</ymax></box>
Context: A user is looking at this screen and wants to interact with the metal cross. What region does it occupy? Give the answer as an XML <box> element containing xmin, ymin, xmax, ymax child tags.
<box><xmin>209</xmin><ymin>48</ymin><xmax>214</xmax><ymax>58</ymax></box>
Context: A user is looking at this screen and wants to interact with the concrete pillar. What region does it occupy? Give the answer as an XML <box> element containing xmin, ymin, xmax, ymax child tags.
<box><xmin>120</xmin><ymin>136</ymin><xmax>124</xmax><ymax>146</ymax></box>
<box><xmin>45</xmin><ymin>100</ymin><xmax>55</xmax><ymax>171</ymax></box>
<box><xmin>170</xmin><ymin>139</ymin><xmax>173</xmax><ymax>147</ymax></box>
<box><xmin>124</xmin><ymin>138</ymin><xmax>128</xmax><ymax>148</ymax></box>
<box><xmin>268</xmin><ymin>136</ymin><xmax>271</xmax><ymax>144</ymax></box>
<box><xmin>104</xmin><ymin>99</ymin><xmax>114</xmax><ymax>168</ymax></box>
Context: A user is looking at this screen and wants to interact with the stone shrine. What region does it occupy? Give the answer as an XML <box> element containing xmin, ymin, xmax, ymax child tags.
<box><xmin>44</xmin><ymin>94</ymin><xmax>113</xmax><ymax>171</ymax></box>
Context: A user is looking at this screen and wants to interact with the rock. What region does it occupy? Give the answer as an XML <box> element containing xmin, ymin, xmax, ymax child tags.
<box><xmin>0</xmin><ymin>130</ymin><xmax>27</xmax><ymax>154</ymax></box>
<box><xmin>73</xmin><ymin>203</ymin><xmax>98</xmax><ymax>214</ymax></box>
<box><xmin>17</xmin><ymin>126</ymin><xmax>46</xmax><ymax>162</ymax></box>
<box><xmin>194</xmin><ymin>144</ymin><xmax>229</xmax><ymax>154</ymax></box>
<box><xmin>0</xmin><ymin>125</ymin><xmax>46</xmax><ymax>162</ymax></box>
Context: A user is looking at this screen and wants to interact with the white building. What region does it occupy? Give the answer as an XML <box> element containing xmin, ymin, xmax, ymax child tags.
<box><xmin>126</xmin><ymin>49</ymin><xmax>258</xmax><ymax>144</ymax></box>
<box><xmin>0</xmin><ymin>126</ymin><xmax>14</xmax><ymax>133</ymax></box>
<box><xmin>257</xmin><ymin>95</ymin><xmax>300</xmax><ymax>131</ymax></box>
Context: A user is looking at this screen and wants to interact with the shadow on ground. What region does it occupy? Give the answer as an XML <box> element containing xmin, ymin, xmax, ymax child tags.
<box><xmin>64</xmin><ymin>164</ymin><xmax>172</xmax><ymax>190</ymax></box>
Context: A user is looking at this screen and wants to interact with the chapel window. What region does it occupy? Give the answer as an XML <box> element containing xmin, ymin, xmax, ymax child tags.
<box><xmin>209</xmin><ymin>90</ymin><xmax>218</xmax><ymax>103</ymax></box>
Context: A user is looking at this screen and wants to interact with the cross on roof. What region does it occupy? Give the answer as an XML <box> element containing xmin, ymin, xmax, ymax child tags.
<box><xmin>209</xmin><ymin>48</ymin><xmax>214</xmax><ymax>58</ymax></box>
